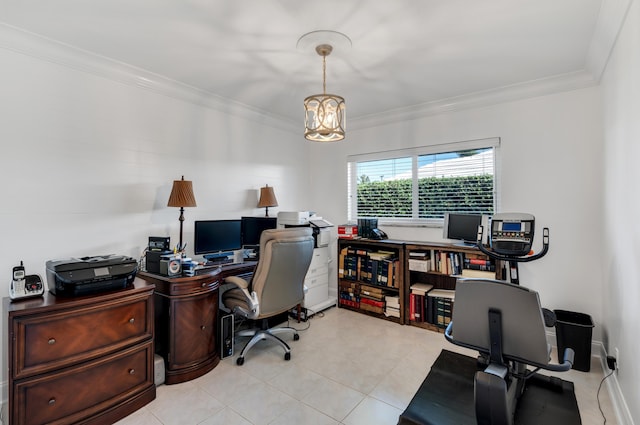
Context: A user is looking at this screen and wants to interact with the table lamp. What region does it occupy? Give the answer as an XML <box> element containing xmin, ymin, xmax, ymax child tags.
<box><xmin>258</xmin><ymin>184</ymin><xmax>278</xmax><ymax>217</ymax></box>
<box><xmin>167</xmin><ymin>176</ymin><xmax>197</xmax><ymax>250</ymax></box>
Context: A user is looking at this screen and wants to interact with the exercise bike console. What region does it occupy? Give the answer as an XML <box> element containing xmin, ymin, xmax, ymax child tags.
<box><xmin>477</xmin><ymin>213</ymin><xmax>549</xmax><ymax>283</ymax></box>
<box><xmin>489</xmin><ymin>213</ymin><xmax>535</xmax><ymax>256</ymax></box>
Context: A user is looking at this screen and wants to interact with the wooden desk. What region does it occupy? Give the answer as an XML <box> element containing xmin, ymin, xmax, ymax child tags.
<box><xmin>138</xmin><ymin>261</ymin><xmax>256</xmax><ymax>384</ymax></box>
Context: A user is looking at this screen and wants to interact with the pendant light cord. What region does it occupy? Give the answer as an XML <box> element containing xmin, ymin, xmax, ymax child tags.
<box><xmin>322</xmin><ymin>54</ymin><xmax>327</xmax><ymax>95</ymax></box>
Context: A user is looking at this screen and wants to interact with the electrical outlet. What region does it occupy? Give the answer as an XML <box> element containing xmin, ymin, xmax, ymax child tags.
<box><xmin>615</xmin><ymin>347</ymin><xmax>620</xmax><ymax>373</ymax></box>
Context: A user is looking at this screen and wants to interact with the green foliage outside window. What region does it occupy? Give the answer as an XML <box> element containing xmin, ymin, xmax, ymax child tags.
<box><xmin>357</xmin><ymin>175</ymin><xmax>493</xmax><ymax>219</ymax></box>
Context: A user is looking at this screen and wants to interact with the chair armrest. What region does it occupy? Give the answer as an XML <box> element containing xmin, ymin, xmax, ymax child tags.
<box><xmin>223</xmin><ymin>276</ymin><xmax>260</xmax><ymax>318</ymax></box>
<box><xmin>225</xmin><ymin>275</ymin><xmax>250</xmax><ymax>290</ymax></box>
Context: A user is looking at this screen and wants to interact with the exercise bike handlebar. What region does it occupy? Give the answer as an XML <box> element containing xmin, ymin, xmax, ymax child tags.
<box><xmin>445</xmin><ymin>322</ymin><xmax>575</xmax><ymax>372</ymax></box>
<box><xmin>476</xmin><ymin>226</ymin><xmax>549</xmax><ymax>263</ymax></box>
<box><xmin>553</xmin><ymin>347</ymin><xmax>575</xmax><ymax>372</ymax></box>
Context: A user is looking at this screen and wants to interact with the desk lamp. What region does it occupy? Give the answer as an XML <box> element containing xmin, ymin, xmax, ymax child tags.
<box><xmin>258</xmin><ymin>184</ymin><xmax>278</xmax><ymax>217</ymax></box>
<box><xmin>167</xmin><ymin>176</ymin><xmax>197</xmax><ymax>251</ymax></box>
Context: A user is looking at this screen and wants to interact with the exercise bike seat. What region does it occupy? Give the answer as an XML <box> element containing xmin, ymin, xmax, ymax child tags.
<box><xmin>444</xmin><ymin>279</ymin><xmax>574</xmax><ymax>425</ymax></box>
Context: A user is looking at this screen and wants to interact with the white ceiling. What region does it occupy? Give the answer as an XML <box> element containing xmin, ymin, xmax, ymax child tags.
<box><xmin>2</xmin><ymin>0</ymin><xmax>606</xmax><ymax>128</ymax></box>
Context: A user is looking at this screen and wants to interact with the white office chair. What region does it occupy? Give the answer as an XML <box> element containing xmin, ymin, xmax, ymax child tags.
<box><xmin>221</xmin><ymin>227</ymin><xmax>314</xmax><ymax>365</ymax></box>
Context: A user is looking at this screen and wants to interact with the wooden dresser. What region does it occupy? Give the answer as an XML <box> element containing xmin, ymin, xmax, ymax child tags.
<box><xmin>5</xmin><ymin>278</ymin><xmax>156</xmax><ymax>425</ymax></box>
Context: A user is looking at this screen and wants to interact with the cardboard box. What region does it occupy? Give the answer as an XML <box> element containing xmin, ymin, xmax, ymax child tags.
<box><xmin>338</xmin><ymin>225</ymin><xmax>358</xmax><ymax>237</ymax></box>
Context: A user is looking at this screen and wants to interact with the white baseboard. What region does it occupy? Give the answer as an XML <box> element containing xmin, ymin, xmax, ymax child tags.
<box><xmin>595</xmin><ymin>343</ymin><xmax>635</xmax><ymax>425</ymax></box>
<box><xmin>546</xmin><ymin>330</ymin><xmax>634</xmax><ymax>425</ymax></box>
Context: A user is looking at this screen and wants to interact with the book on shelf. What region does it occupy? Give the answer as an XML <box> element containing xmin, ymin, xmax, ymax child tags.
<box><xmin>384</xmin><ymin>306</ymin><xmax>400</xmax><ymax>318</ymax></box>
<box><xmin>410</xmin><ymin>283</ymin><xmax>433</xmax><ymax>295</ymax></box>
<box><xmin>339</xmin><ymin>245</ymin><xmax>399</xmax><ymax>287</ymax></box>
<box><xmin>409</xmin><ymin>258</ymin><xmax>431</xmax><ymax>272</ymax></box>
<box><xmin>360</xmin><ymin>286</ymin><xmax>384</xmax><ymax>301</ymax></box>
<box><xmin>384</xmin><ymin>293</ymin><xmax>400</xmax><ymax>317</ymax></box>
<box><xmin>360</xmin><ymin>297</ymin><xmax>385</xmax><ymax>308</ymax></box>
<box><xmin>426</xmin><ymin>289</ymin><xmax>455</xmax><ymax>327</ymax></box>
<box><xmin>385</xmin><ymin>295</ymin><xmax>400</xmax><ymax>307</ymax></box>
<box><xmin>409</xmin><ymin>283</ymin><xmax>436</xmax><ymax>323</ymax></box>
<box><xmin>461</xmin><ymin>268</ymin><xmax>497</xmax><ymax>279</ymax></box>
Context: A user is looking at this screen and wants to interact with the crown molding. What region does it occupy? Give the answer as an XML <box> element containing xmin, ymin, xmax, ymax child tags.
<box><xmin>349</xmin><ymin>70</ymin><xmax>598</xmax><ymax>131</ymax></box>
<box><xmin>0</xmin><ymin>23</ymin><xmax>299</xmax><ymax>134</ymax></box>
<box><xmin>2</xmin><ymin>18</ymin><xmax>618</xmax><ymax>134</ymax></box>
<box><xmin>586</xmin><ymin>0</ymin><xmax>633</xmax><ymax>82</ymax></box>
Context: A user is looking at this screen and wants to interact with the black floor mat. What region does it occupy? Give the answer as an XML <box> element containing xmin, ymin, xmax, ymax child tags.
<box><xmin>398</xmin><ymin>349</ymin><xmax>581</xmax><ymax>425</ymax></box>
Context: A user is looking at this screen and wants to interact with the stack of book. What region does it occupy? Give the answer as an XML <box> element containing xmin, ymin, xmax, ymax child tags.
<box><xmin>408</xmin><ymin>251</ymin><xmax>430</xmax><ymax>272</ymax></box>
<box><xmin>427</xmin><ymin>289</ymin><xmax>455</xmax><ymax>329</ymax></box>
<box><xmin>338</xmin><ymin>246</ymin><xmax>400</xmax><ymax>288</ymax></box>
<box><xmin>409</xmin><ymin>283</ymin><xmax>455</xmax><ymax>329</ymax></box>
<box><xmin>409</xmin><ymin>283</ymin><xmax>433</xmax><ymax>322</ymax></box>
<box><xmin>384</xmin><ymin>295</ymin><xmax>400</xmax><ymax>318</ymax></box>
<box><xmin>461</xmin><ymin>253</ymin><xmax>496</xmax><ymax>279</ymax></box>
<box><xmin>360</xmin><ymin>286</ymin><xmax>384</xmax><ymax>314</ymax></box>
<box><xmin>338</xmin><ymin>281</ymin><xmax>359</xmax><ymax>308</ymax></box>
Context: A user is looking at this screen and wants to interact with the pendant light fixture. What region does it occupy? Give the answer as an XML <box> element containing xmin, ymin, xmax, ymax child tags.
<box><xmin>299</xmin><ymin>31</ymin><xmax>350</xmax><ymax>143</ymax></box>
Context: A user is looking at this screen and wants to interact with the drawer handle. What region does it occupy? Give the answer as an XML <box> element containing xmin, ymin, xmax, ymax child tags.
<box><xmin>48</xmin><ymin>338</ymin><xmax>56</xmax><ymax>345</ymax></box>
<box><xmin>202</xmin><ymin>282</ymin><xmax>206</xmax><ymax>287</ymax></box>
<box><xmin>201</xmin><ymin>325</ymin><xmax>206</xmax><ymax>330</ymax></box>
<box><xmin>129</xmin><ymin>318</ymin><xmax>135</xmax><ymax>324</ymax></box>
<box><xmin>48</xmin><ymin>398</ymin><xmax>56</xmax><ymax>406</ymax></box>
<box><xmin>128</xmin><ymin>368</ymin><xmax>135</xmax><ymax>375</ymax></box>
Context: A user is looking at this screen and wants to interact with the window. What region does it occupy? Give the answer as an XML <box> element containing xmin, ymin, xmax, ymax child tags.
<box><xmin>347</xmin><ymin>138</ymin><xmax>500</xmax><ymax>224</ymax></box>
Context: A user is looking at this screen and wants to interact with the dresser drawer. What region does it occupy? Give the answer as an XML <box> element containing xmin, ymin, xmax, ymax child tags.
<box><xmin>12</xmin><ymin>341</ymin><xmax>154</xmax><ymax>425</ymax></box>
<box><xmin>13</xmin><ymin>295</ymin><xmax>153</xmax><ymax>379</ymax></box>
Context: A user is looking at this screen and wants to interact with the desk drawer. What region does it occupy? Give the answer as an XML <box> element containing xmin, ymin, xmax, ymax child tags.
<box><xmin>12</xmin><ymin>341</ymin><xmax>154</xmax><ymax>425</ymax></box>
<box><xmin>13</xmin><ymin>295</ymin><xmax>152</xmax><ymax>379</ymax></box>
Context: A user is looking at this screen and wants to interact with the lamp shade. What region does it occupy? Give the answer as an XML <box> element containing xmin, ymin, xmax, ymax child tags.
<box><xmin>258</xmin><ymin>185</ymin><xmax>278</xmax><ymax>208</ymax></box>
<box><xmin>167</xmin><ymin>176</ymin><xmax>197</xmax><ymax>208</ymax></box>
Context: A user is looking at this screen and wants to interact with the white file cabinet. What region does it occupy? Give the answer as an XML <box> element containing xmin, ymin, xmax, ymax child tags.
<box><xmin>304</xmin><ymin>246</ymin><xmax>335</xmax><ymax>313</ymax></box>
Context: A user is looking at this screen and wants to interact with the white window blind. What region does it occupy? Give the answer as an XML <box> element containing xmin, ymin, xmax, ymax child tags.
<box><xmin>347</xmin><ymin>138</ymin><xmax>500</xmax><ymax>224</ymax></box>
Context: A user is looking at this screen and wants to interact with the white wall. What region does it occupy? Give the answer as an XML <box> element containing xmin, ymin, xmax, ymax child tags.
<box><xmin>308</xmin><ymin>86</ymin><xmax>605</xmax><ymax>342</ymax></box>
<box><xmin>0</xmin><ymin>47</ymin><xmax>310</xmax><ymax>394</ymax></box>
<box><xmin>600</xmin><ymin>0</ymin><xmax>640</xmax><ymax>423</ymax></box>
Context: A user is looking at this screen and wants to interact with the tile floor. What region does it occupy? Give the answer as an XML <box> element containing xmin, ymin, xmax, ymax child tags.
<box><xmin>116</xmin><ymin>307</ymin><xmax>616</xmax><ymax>425</ymax></box>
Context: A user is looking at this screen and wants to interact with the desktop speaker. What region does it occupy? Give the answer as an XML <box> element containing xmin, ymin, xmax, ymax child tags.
<box><xmin>220</xmin><ymin>314</ymin><xmax>234</xmax><ymax>359</ymax></box>
<box><xmin>159</xmin><ymin>258</ymin><xmax>181</xmax><ymax>277</ymax></box>
<box><xmin>145</xmin><ymin>250</ymin><xmax>172</xmax><ymax>274</ymax></box>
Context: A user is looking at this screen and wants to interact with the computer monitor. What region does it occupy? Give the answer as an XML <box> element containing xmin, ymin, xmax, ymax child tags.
<box><xmin>443</xmin><ymin>213</ymin><xmax>483</xmax><ymax>245</ymax></box>
<box><xmin>194</xmin><ymin>220</ymin><xmax>242</xmax><ymax>258</ymax></box>
<box><xmin>241</xmin><ymin>216</ymin><xmax>278</xmax><ymax>247</ymax></box>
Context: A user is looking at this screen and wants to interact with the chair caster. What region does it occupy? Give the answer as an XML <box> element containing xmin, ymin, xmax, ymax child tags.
<box><xmin>236</xmin><ymin>357</ymin><xmax>245</xmax><ymax>366</ymax></box>
<box><xmin>284</xmin><ymin>352</ymin><xmax>291</xmax><ymax>361</ymax></box>
<box><xmin>293</xmin><ymin>333</ymin><xmax>300</xmax><ymax>341</ymax></box>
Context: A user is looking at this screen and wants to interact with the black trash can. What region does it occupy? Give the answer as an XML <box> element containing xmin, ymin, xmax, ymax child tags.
<box><xmin>554</xmin><ymin>309</ymin><xmax>594</xmax><ymax>372</ymax></box>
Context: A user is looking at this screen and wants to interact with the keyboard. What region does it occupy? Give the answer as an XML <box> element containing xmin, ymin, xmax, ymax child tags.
<box><xmin>205</xmin><ymin>258</ymin><xmax>234</xmax><ymax>266</ymax></box>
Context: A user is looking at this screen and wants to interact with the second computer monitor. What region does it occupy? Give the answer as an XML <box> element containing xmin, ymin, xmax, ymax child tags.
<box><xmin>241</xmin><ymin>216</ymin><xmax>278</xmax><ymax>247</ymax></box>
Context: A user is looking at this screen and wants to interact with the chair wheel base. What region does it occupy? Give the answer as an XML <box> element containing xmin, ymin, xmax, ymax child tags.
<box><xmin>293</xmin><ymin>333</ymin><xmax>300</xmax><ymax>341</ymax></box>
<box><xmin>237</xmin><ymin>357</ymin><xmax>245</xmax><ymax>366</ymax></box>
<box><xmin>284</xmin><ymin>352</ymin><xmax>291</xmax><ymax>361</ymax></box>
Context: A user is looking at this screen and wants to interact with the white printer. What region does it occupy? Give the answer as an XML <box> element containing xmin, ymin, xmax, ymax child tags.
<box><xmin>277</xmin><ymin>211</ymin><xmax>333</xmax><ymax>247</ymax></box>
